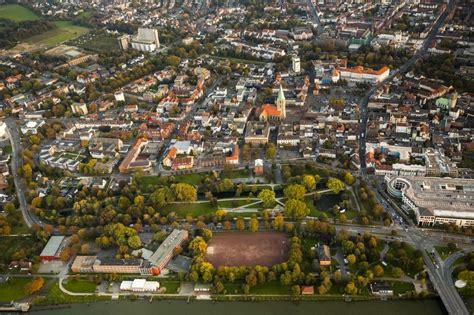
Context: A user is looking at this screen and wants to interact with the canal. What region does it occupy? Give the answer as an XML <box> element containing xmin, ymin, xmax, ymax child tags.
<box><xmin>32</xmin><ymin>299</ymin><xmax>452</xmax><ymax>315</ymax></box>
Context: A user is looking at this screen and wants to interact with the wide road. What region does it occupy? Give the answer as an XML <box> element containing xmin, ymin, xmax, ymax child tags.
<box><xmin>5</xmin><ymin>118</ymin><xmax>43</xmax><ymax>228</ymax></box>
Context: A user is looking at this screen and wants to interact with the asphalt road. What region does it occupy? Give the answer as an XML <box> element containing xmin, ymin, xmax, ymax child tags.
<box><xmin>5</xmin><ymin>118</ymin><xmax>43</xmax><ymax>228</ymax></box>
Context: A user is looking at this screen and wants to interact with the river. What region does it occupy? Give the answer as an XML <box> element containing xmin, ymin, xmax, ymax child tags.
<box><xmin>32</xmin><ymin>299</ymin><xmax>451</xmax><ymax>315</ymax></box>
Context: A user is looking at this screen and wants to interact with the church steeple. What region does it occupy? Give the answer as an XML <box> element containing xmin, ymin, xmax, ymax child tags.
<box><xmin>276</xmin><ymin>84</ymin><xmax>286</xmax><ymax>120</ymax></box>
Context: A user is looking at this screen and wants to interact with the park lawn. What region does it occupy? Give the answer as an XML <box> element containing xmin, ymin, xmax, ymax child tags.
<box><xmin>392</xmin><ymin>281</ymin><xmax>415</xmax><ymax>295</ymax></box>
<box><xmin>160</xmin><ymin>280</ymin><xmax>180</xmax><ymax>294</ymax></box>
<box><xmin>35</xmin><ymin>281</ymin><xmax>108</xmax><ymax>305</ymax></box>
<box><xmin>434</xmin><ymin>245</ymin><xmax>459</xmax><ymax>260</ymax></box>
<box><xmin>137</xmin><ymin>173</ymin><xmax>206</xmax><ymax>189</ymax></box>
<box><xmin>221</xmin><ymin>168</ymin><xmax>250</xmax><ymax>179</ymax></box>
<box><xmin>250</xmin><ymin>281</ymin><xmax>292</xmax><ymax>295</ymax></box>
<box><xmin>217</xmin><ymin>199</ymin><xmax>259</xmax><ymax>208</ymax></box>
<box><xmin>63</xmin><ymin>279</ymin><xmax>97</xmax><ymax>293</ymax></box>
<box><xmin>25</xmin><ymin>21</ymin><xmax>89</xmax><ymax>46</ymax></box>
<box><xmin>161</xmin><ymin>202</ymin><xmax>217</xmax><ymax>216</ymax></box>
<box><xmin>0</xmin><ymin>4</ymin><xmax>39</xmax><ymax>21</ymax></box>
<box><xmin>223</xmin><ymin>283</ymin><xmax>244</xmax><ymax>294</ymax></box>
<box><xmin>0</xmin><ymin>278</ymin><xmax>31</xmax><ymax>302</ymax></box>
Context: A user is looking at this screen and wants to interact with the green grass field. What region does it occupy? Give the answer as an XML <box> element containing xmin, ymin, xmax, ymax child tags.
<box><xmin>217</xmin><ymin>199</ymin><xmax>259</xmax><ymax>208</ymax></box>
<box><xmin>35</xmin><ymin>281</ymin><xmax>109</xmax><ymax>305</ymax></box>
<box><xmin>63</xmin><ymin>279</ymin><xmax>97</xmax><ymax>293</ymax></box>
<box><xmin>160</xmin><ymin>280</ymin><xmax>180</xmax><ymax>293</ymax></box>
<box><xmin>0</xmin><ymin>278</ymin><xmax>31</xmax><ymax>302</ymax></box>
<box><xmin>25</xmin><ymin>21</ymin><xmax>89</xmax><ymax>46</ymax></box>
<box><xmin>250</xmin><ymin>281</ymin><xmax>292</xmax><ymax>295</ymax></box>
<box><xmin>0</xmin><ymin>4</ymin><xmax>39</xmax><ymax>22</ymax></box>
<box><xmin>392</xmin><ymin>281</ymin><xmax>415</xmax><ymax>295</ymax></box>
<box><xmin>161</xmin><ymin>202</ymin><xmax>217</xmax><ymax>216</ymax></box>
<box><xmin>434</xmin><ymin>246</ymin><xmax>459</xmax><ymax>260</ymax></box>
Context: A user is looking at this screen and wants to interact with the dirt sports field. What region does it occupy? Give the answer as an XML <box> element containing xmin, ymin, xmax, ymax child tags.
<box><xmin>206</xmin><ymin>232</ymin><xmax>290</xmax><ymax>267</ymax></box>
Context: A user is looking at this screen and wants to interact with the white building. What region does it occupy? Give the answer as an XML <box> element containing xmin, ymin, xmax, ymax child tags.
<box><xmin>131</xmin><ymin>28</ymin><xmax>160</xmax><ymax>52</ymax></box>
<box><xmin>385</xmin><ymin>176</ymin><xmax>474</xmax><ymax>227</ymax></box>
<box><xmin>21</xmin><ymin>120</ymin><xmax>45</xmax><ymax>135</ymax></box>
<box><xmin>339</xmin><ymin>66</ymin><xmax>390</xmax><ymax>84</ymax></box>
<box><xmin>292</xmin><ymin>55</ymin><xmax>301</xmax><ymax>73</ymax></box>
<box><xmin>0</xmin><ymin>121</ymin><xmax>6</xmax><ymax>138</ymax></box>
<box><xmin>120</xmin><ymin>279</ymin><xmax>160</xmax><ymax>292</ymax></box>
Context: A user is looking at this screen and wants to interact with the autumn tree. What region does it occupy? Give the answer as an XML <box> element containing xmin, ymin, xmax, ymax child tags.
<box><xmin>327</xmin><ymin>178</ymin><xmax>345</xmax><ymax>193</ymax></box>
<box><xmin>265</xmin><ymin>143</ymin><xmax>277</xmax><ymax>160</ymax></box>
<box><xmin>236</xmin><ymin>218</ymin><xmax>245</xmax><ymax>231</ymax></box>
<box><xmin>249</xmin><ymin>217</ymin><xmax>259</xmax><ymax>232</ymax></box>
<box><xmin>25</xmin><ymin>277</ymin><xmax>45</xmax><ymax>295</ymax></box>
<box><xmin>272</xmin><ymin>214</ymin><xmax>285</xmax><ymax>231</ymax></box>
<box><xmin>302</xmin><ymin>174</ymin><xmax>316</xmax><ymax>191</ymax></box>
<box><xmin>283</xmin><ymin>184</ymin><xmax>306</xmax><ymax>200</ymax></box>
<box><xmin>284</xmin><ymin>199</ymin><xmax>309</xmax><ymax>220</ymax></box>
<box><xmin>258</xmin><ymin>189</ymin><xmax>276</xmax><ymax>208</ymax></box>
<box><xmin>173</xmin><ymin>183</ymin><xmax>197</xmax><ymax>202</ymax></box>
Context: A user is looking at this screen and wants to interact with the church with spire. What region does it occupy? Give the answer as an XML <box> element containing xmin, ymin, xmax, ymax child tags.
<box><xmin>259</xmin><ymin>84</ymin><xmax>286</xmax><ymax>122</ymax></box>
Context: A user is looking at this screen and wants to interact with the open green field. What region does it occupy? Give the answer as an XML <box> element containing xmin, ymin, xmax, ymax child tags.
<box><xmin>217</xmin><ymin>199</ymin><xmax>259</xmax><ymax>208</ymax></box>
<box><xmin>35</xmin><ymin>281</ymin><xmax>109</xmax><ymax>305</ymax></box>
<box><xmin>161</xmin><ymin>202</ymin><xmax>217</xmax><ymax>216</ymax></box>
<box><xmin>78</xmin><ymin>34</ymin><xmax>119</xmax><ymax>53</ymax></box>
<box><xmin>63</xmin><ymin>279</ymin><xmax>97</xmax><ymax>293</ymax></box>
<box><xmin>25</xmin><ymin>21</ymin><xmax>89</xmax><ymax>46</ymax></box>
<box><xmin>0</xmin><ymin>4</ymin><xmax>39</xmax><ymax>22</ymax></box>
<box><xmin>0</xmin><ymin>278</ymin><xmax>31</xmax><ymax>302</ymax></box>
<box><xmin>392</xmin><ymin>281</ymin><xmax>415</xmax><ymax>295</ymax></box>
<box><xmin>250</xmin><ymin>281</ymin><xmax>292</xmax><ymax>295</ymax></box>
<box><xmin>160</xmin><ymin>280</ymin><xmax>181</xmax><ymax>293</ymax></box>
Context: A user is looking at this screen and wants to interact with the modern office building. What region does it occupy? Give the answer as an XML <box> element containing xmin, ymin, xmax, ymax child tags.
<box><xmin>385</xmin><ymin>176</ymin><xmax>474</xmax><ymax>227</ymax></box>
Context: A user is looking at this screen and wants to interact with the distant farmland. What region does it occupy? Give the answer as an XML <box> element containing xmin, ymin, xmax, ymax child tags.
<box><xmin>0</xmin><ymin>4</ymin><xmax>39</xmax><ymax>22</ymax></box>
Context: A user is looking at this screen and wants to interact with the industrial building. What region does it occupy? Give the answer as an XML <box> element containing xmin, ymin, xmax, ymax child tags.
<box><xmin>39</xmin><ymin>236</ymin><xmax>69</xmax><ymax>261</ymax></box>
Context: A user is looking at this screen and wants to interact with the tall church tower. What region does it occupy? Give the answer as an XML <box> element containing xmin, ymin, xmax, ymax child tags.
<box><xmin>276</xmin><ymin>84</ymin><xmax>286</xmax><ymax>120</ymax></box>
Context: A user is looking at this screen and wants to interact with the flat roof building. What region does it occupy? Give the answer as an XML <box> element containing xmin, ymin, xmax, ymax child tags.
<box><xmin>149</xmin><ymin>229</ymin><xmax>188</xmax><ymax>273</ymax></box>
<box><xmin>40</xmin><ymin>236</ymin><xmax>68</xmax><ymax>261</ymax></box>
<box><xmin>386</xmin><ymin>176</ymin><xmax>474</xmax><ymax>227</ymax></box>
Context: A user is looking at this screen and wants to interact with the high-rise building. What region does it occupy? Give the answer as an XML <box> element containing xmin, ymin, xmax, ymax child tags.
<box><xmin>117</xmin><ymin>35</ymin><xmax>131</xmax><ymax>50</ymax></box>
<box><xmin>276</xmin><ymin>84</ymin><xmax>286</xmax><ymax>120</ymax></box>
<box><xmin>131</xmin><ymin>28</ymin><xmax>160</xmax><ymax>52</ymax></box>
<box><xmin>292</xmin><ymin>55</ymin><xmax>301</xmax><ymax>73</ymax></box>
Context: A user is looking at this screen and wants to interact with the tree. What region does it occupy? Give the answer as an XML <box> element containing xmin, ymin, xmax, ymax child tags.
<box><xmin>392</xmin><ymin>267</ymin><xmax>404</xmax><ymax>278</ymax></box>
<box><xmin>291</xmin><ymin>285</ymin><xmax>301</xmax><ymax>296</ymax></box>
<box><xmin>284</xmin><ymin>184</ymin><xmax>306</xmax><ymax>200</ymax></box>
<box><xmin>127</xmin><ymin>235</ymin><xmax>142</xmax><ymax>249</ymax></box>
<box><xmin>265</xmin><ymin>143</ymin><xmax>277</xmax><ymax>160</ymax></box>
<box><xmin>249</xmin><ymin>217</ymin><xmax>259</xmax><ymax>232</ymax></box>
<box><xmin>22</xmin><ymin>164</ymin><xmax>33</xmax><ymax>179</ymax></box>
<box><xmin>173</xmin><ymin>183</ymin><xmax>197</xmax><ymax>202</ymax></box>
<box><xmin>284</xmin><ymin>199</ymin><xmax>309</xmax><ymax>220</ymax></box>
<box><xmin>344</xmin><ymin>172</ymin><xmax>355</xmax><ymax>185</ymax></box>
<box><xmin>215</xmin><ymin>281</ymin><xmax>225</xmax><ymax>294</ymax></box>
<box><xmin>236</xmin><ymin>218</ymin><xmax>245</xmax><ymax>231</ymax></box>
<box><xmin>345</xmin><ymin>281</ymin><xmax>358</xmax><ymax>295</ymax></box>
<box><xmin>151</xmin><ymin>187</ymin><xmax>175</xmax><ymax>207</ymax></box>
<box><xmin>373</xmin><ymin>265</ymin><xmax>384</xmax><ymax>277</ymax></box>
<box><xmin>347</xmin><ymin>254</ymin><xmax>357</xmax><ymax>265</ymax></box>
<box><xmin>327</xmin><ymin>178</ymin><xmax>345</xmax><ymax>193</ymax></box>
<box><xmin>258</xmin><ymin>189</ymin><xmax>276</xmax><ymax>208</ymax></box>
<box><xmin>25</xmin><ymin>277</ymin><xmax>45</xmax><ymax>294</ymax></box>
<box><xmin>272</xmin><ymin>214</ymin><xmax>285</xmax><ymax>231</ymax></box>
<box><xmin>302</xmin><ymin>175</ymin><xmax>316</xmax><ymax>191</ymax></box>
